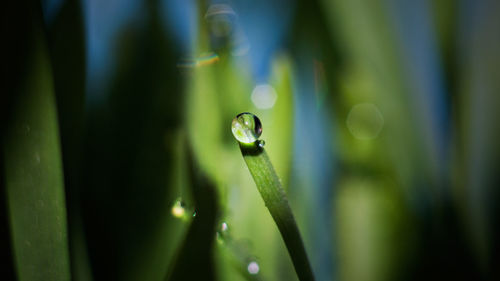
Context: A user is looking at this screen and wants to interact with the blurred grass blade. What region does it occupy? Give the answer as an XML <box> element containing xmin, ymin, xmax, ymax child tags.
<box><xmin>165</xmin><ymin>146</ymin><xmax>218</xmax><ymax>281</ymax></box>
<box><xmin>3</xmin><ymin>6</ymin><xmax>71</xmax><ymax>280</ymax></box>
<box><xmin>45</xmin><ymin>0</ymin><xmax>92</xmax><ymax>279</ymax></box>
<box><xmin>239</xmin><ymin>142</ymin><xmax>315</xmax><ymax>281</ymax></box>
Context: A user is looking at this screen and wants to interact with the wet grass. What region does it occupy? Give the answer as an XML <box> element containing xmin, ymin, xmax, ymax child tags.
<box><xmin>239</xmin><ymin>141</ymin><xmax>315</xmax><ymax>281</ymax></box>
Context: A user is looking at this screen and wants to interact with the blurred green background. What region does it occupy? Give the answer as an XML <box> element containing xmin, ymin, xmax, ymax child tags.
<box><xmin>2</xmin><ymin>0</ymin><xmax>500</xmax><ymax>280</ymax></box>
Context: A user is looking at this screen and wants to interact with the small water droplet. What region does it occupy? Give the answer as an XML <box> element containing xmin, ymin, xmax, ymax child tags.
<box><xmin>231</xmin><ymin>112</ymin><xmax>262</xmax><ymax>144</ymax></box>
<box><xmin>171</xmin><ymin>199</ymin><xmax>186</xmax><ymax>218</ymax></box>
<box><xmin>221</xmin><ymin>222</ymin><xmax>228</xmax><ymax>232</ymax></box>
<box><xmin>258</xmin><ymin>140</ymin><xmax>265</xmax><ymax>148</ymax></box>
<box><xmin>247</xmin><ymin>261</ymin><xmax>260</xmax><ymax>274</ymax></box>
<box><xmin>216</xmin><ymin>231</ymin><xmax>227</xmax><ymax>244</ymax></box>
<box><xmin>216</xmin><ymin>221</ymin><xmax>229</xmax><ymax>243</ymax></box>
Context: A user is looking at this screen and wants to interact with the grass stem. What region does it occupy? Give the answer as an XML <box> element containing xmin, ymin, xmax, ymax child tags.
<box><xmin>239</xmin><ymin>142</ymin><xmax>315</xmax><ymax>281</ymax></box>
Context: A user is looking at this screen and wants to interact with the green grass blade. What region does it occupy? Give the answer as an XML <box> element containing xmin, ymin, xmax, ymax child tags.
<box><xmin>239</xmin><ymin>142</ymin><xmax>315</xmax><ymax>281</ymax></box>
<box><xmin>3</xmin><ymin>13</ymin><xmax>71</xmax><ymax>281</ymax></box>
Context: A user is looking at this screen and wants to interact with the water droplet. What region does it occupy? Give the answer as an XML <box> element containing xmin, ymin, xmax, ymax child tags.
<box><xmin>247</xmin><ymin>261</ymin><xmax>260</xmax><ymax>274</ymax></box>
<box><xmin>216</xmin><ymin>222</ymin><xmax>229</xmax><ymax>243</ymax></box>
<box><xmin>221</xmin><ymin>222</ymin><xmax>228</xmax><ymax>232</ymax></box>
<box><xmin>216</xmin><ymin>232</ymin><xmax>221</xmax><ymax>241</ymax></box>
<box><xmin>231</xmin><ymin>112</ymin><xmax>262</xmax><ymax>144</ymax></box>
<box><xmin>346</xmin><ymin>103</ymin><xmax>384</xmax><ymax>140</ymax></box>
<box><xmin>258</xmin><ymin>140</ymin><xmax>265</xmax><ymax>148</ymax></box>
<box><xmin>171</xmin><ymin>199</ymin><xmax>186</xmax><ymax>218</ymax></box>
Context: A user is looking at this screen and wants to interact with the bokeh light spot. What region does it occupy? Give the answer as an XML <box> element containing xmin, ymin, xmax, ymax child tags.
<box><xmin>251</xmin><ymin>84</ymin><xmax>277</xmax><ymax>109</ymax></box>
<box><xmin>247</xmin><ymin>261</ymin><xmax>260</xmax><ymax>274</ymax></box>
<box><xmin>346</xmin><ymin>103</ymin><xmax>384</xmax><ymax>140</ymax></box>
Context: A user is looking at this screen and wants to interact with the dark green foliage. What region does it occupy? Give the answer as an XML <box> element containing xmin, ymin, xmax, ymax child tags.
<box><xmin>2</xmin><ymin>3</ymin><xmax>71</xmax><ymax>281</ymax></box>
<box><xmin>45</xmin><ymin>1</ymin><xmax>89</xmax><ymax>279</ymax></box>
<box><xmin>2</xmin><ymin>0</ymin><xmax>500</xmax><ymax>281</ymax></box>
<box><xmin>80</xmin><ymin>3</ymin><xmax>186</xmax><ymax>280</ymax></box>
